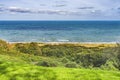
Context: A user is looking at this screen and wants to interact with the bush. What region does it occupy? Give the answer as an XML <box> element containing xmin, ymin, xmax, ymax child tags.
<box><xmin>101</xmin><ymin>59</ymin><xmax>119</xmax><ymax>70</ymax></box>
<box><xmin>41</xmin><ymin>47</ymin><xmax>65</xmax><ymax>57</ymax></box>
<box><xmin>28</xmin><ymin>42</ymin><xmax>42</xmax><ymax>55</ymax></box>
<box><xmin>37</xmin><ymin>60</ymin><xmax>57</xmax><ymax>67</ymax></box>
<box><xmin>75</xmin><ymin>52</ymin><xmax>107</xmax><ymax>68</ymax></box>
<box><xmin>2</xmin><ymin>39</ymin><xmax>120</xmax><ymax>70</ymax></box>
<box><xmin>15</xmin><ymin>43</ymin><xmax>29</xmax><ymax>53</ymax></box>
<box><xmin>0</xmin><ymin>40</ymin><xmax>8</xmax><ymax>50</ymax></box>
<box><xmin>65</xmin><ymin>62</ymin><xmax>77</xmax><ymax>68</ymax></box>
<box><xmin>61</xmin><ymin>57</ymin><xmax>69</xmax><ymax>63</ymax></box>
<box><xmin>15</xmin><ymin>42</ymin><xmax>42</xmax><ymax>55</ymax></box>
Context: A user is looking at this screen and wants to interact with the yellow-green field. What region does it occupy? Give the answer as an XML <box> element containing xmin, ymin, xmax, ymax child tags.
<box><xmin>1</xmin><ymin>40</ymin><xmax>120</xmax><ymax>80</ymax></box>
<box><xmin>0</xmin><ymin>56</ymin><xmax>120</xmax><ymax>80</ymax></box>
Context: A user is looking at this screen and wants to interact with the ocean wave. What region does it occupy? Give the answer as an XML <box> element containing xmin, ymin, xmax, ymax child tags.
<box><xmin>57</xmin><ymin>39</ymin><xmax>69</xmax><ymax>42</ymax></box>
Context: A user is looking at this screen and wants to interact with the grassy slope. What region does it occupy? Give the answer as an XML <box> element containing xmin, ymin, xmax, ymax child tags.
<box><xmin>0</xmin><ymin>54</ymin><xmax>120</xmax><ymax>80</ymax></box>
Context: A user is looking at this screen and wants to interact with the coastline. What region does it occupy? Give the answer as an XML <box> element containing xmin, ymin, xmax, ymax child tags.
<box><xmin>8</xmin><ymin>41</ymin><xmax>118</xmax><ymax>47</ymax></box>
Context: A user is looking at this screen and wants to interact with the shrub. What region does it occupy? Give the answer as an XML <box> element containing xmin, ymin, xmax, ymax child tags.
<box><xmin>61</xmin><ymin>57</ymin><xmax>69</xmax><ymax>63</ymax></box>
<box><xmin>28</xmin><ymin>42</ymin><xmax>42</xmax><ymax>55</ymax></box>
<box><xmin>37</xmin><ymin>60</ymin><xmax>57</xmax><ymax>67</ymax></box>
<box><xmin>65</xmin><ymin>62</ymin><xmax>77</xmax><ymax>68</ymax></box>
<box><xmin>41</xmin><ymin>47</ymin><xmax>65</xmax><ymax>57</ymax></box>
<box><xmin>15</xmin><ymin>43</ymin><xmax>29</xmax><ymax>53</ymax></box>
<box><xmin>101</xmin><ymin>59</ymin><xmax>119</xmax><ymax>70</ymax></box>
<box><xmin>0</xmin><ymin>40</ymin><xmax>8</xmax><ymax>50</ymax></box>
<box><xmin>15</xmin><ymin>42</ymin><xmax>42</xmax><ymax>55</ymax></box>
<box><xmin>75</xmin><ymin>52</ymin><xmax>107</xmax><ymax>68</ymax></box>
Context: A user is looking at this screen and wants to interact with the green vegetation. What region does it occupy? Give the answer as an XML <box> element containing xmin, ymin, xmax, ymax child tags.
<box><xmin>0</xmin><ymin>40</ymin><xmax>120</xmax><ymax>80</ymax></box>
<box><xmin>0</xmin><ymin>56</ymin><xmax>120</xmax><ymax>80</ymax></box>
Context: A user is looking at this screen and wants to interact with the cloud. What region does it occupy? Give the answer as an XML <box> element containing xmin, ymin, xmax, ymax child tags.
<box><xmin>54</xmin><ymin>4</ymin><xmax>66</xmax><ymax>7</ymax></box>
<box><xmin>55</xmin><ymin>0</ymin><xmax>68</xmax><ymax>4</ymax></box>
<box><xmin>37</xmin><ymin>9</ymin><xmax>79</xmax><ymax>15</ymax></box>
<box><xmin>0</xmin><ymin>6</ymin><xmax>5</xmax><ymax>12</ymax></box>
<box><xmin>0</xmin><ymin>6</ymin><xmax>108</xmax><ymax>17</ymax></box>
<box><xmin>77</xmin><ymin>7</ymin><xmax>94</xmax><ymax>10</ymax></box>
<box><xmin>53</xmin><ymin>0</ymin><xmax>67</xmax><ymax>8</ymax></box>
<box><xmin>0</xmin><ymin>6</ymin><xmax>79</xmax><ymax>15</ymax></box>
<box><xmin>117</xmin><ymin>7</ymin><xmax>120</xmax><ymax>10</ymax></box>
<box><xmin>7</xmin><ymin>7</ymin><xmax>33</xmax><ymax>13</ymax></box>
<box><xmin>39</xmin><ymin>4</ymin><xmax>46</xmax><ymax>6</ymax></box>
<box><xmin>0</xmin><ymin>5</ymin><xmax>106</xmax><ymax>17</ymax></box>
<box><xmin>1</xmin><ymin>0</ymin><xmax>120</xmax><ymax>20</ymax></box>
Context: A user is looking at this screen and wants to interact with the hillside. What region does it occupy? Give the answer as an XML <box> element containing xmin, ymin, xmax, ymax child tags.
<box><xmin>0</xmin><ymin>55</ymin><xmax>120</xmax><ymax>80</ymax></box>
<box><xmin>0</xmin><ymin>40</ymin><xmax>120</xmax><ymax>80</ymax></box>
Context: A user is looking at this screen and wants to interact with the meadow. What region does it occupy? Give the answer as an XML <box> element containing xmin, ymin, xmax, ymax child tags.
<box><xmin>0</xmin><ymin>40</ymin><xmax>120</xmax><ymax>80</ymax></box>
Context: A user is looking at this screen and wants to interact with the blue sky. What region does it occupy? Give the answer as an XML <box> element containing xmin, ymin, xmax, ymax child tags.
<box><xmin>0</xmin><ymin>0</ymin><xmax>120</xmax><ymax>20</ymax></box>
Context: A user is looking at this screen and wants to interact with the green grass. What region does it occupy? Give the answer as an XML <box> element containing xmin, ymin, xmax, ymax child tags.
<box><xmin>0</xmin><ymin>57</ymin><xmax>120</xmax><ymax>80</ymax></box>
<box><xmin>0</xmin><ymin>40</ymin><xmax>120</xmax><ymax>80</ymax></box>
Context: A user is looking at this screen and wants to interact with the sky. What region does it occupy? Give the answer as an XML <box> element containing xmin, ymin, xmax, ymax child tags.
<box><xmin>0</xmin><ymin>0</ymin><xmax>120</xmax><ymax>20</ymax></box>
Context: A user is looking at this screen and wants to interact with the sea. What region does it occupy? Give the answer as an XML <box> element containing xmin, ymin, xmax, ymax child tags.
<box><xmin>0</xmin><ymin>21</ymin><xmax>120</xmax><ymax>42</ymax></box>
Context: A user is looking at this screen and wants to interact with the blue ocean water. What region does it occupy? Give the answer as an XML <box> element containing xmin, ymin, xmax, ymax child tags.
<box><xmin>0</xmin><ymin>21</ymin><xmax>120</xmax><ymax>42</ymax></box>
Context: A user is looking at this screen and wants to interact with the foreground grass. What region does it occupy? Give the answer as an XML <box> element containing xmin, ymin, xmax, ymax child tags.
<box><xmin>0</xmin><ymin>40</ymin><xmax>120</xmax><ymax>80</ymax></box>
<box><xmin>0</xmin><ymin>58</ymin><xmax>120</xmax><ymax>80</ymax></box>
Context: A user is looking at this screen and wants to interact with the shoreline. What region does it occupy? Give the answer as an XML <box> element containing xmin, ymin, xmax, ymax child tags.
<box><xmin>8</xmin><ymin>41</ymin><xmax>117</xmax><ymax>44</ymax></box>
<box><xmin>7</xmin><ymin>41</ymin><xmax>118</xmax><ymax>48</ymax></box>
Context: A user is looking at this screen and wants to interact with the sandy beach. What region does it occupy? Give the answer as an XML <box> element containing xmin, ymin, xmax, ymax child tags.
<box><xmin>8</xmin><ymin>41</ymin><xmax>117</xmax><ymax>48</ymax></box>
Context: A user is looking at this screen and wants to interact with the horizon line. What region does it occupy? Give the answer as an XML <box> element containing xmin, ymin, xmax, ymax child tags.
<box><xmin>0</xmin><ymin>20</ymin><xmax>120</xmax><ymax>21</ymax></box>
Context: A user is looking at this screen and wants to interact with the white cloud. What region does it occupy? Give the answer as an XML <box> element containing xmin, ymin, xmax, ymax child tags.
<box><xmin>1</xmin><ymin>0</ymin><xmax>120</xmax><ymax>20</ymax></box>
<box><xmin>0</xmin><ymin>6</ymin><xmax>79</xmax><ymax>16</ymax></box>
